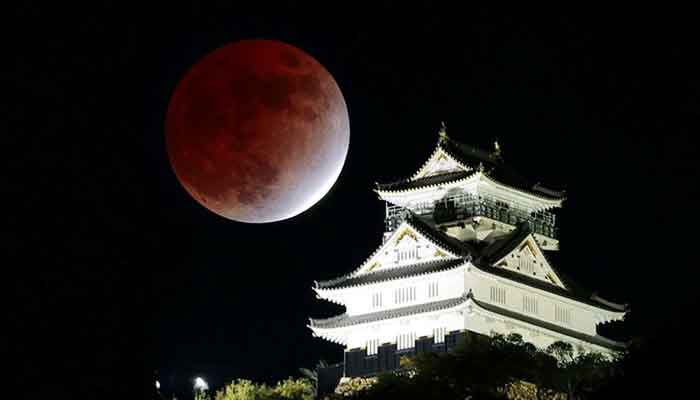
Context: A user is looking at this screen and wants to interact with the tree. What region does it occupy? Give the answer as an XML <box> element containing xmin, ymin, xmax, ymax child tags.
<box><xmin>214</xmin><ymin>379</ymin><xmax>272</xmax><ymax>400</ymax></box>
<box><xmin>299</xmin><ymin>359</ymin><xmax>328</xmax><ymax>398</ymax></box>
<box><xmin>213</xmin><ymin>378</ymin><xmax>313</xmax><ymax>400</ymax></box>
<box><xmin>272</xmin><ymin>377</ymin><xmax>314</xmax><ymax>400</ymax></box>
<box><xmin>546</xmin><ymin>341</ymin><xmax>617</xmax><ymax>400</ymax></box>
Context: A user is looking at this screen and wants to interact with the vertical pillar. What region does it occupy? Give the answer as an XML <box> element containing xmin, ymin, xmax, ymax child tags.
<box><xmin>415</xmin><ymin>336</ymin><xmax>434</xmax><ymax>355</ymax></box>
<box><xmin>344</xmin><ymin>348</ymin><xmax>367</xmax><ymax>377</ymax></box>
<box><xmin>377</xmin><ymin>342</ymin><xmax>398</xmax><ymax>373</ymax></box>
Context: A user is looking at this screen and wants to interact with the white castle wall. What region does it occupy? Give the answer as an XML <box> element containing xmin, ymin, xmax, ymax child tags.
<box><xmin>344</xmin><ymin>307</ymin><xmax>465</xmax><ymax>351</ymax></box>
<box><xmin>466</xmin><ymin>264</ymin><xmax>598</xmax><ymax>335</ymax></box>
<box><xmin>342</xmin><ymin>265</ymin><xmax>466</xmax><ymax>316</ymax></box>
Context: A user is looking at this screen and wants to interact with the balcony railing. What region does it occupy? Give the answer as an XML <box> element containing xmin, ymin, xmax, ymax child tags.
<box><xmin>385</xmin><ymin>193</ymin><xmax>557</xmax><ymax>238</ymax></box>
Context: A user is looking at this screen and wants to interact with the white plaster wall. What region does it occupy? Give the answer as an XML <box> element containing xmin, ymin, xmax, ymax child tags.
<box><xmin>342</xmin><ymin>266</ymin><xmax>466</xmax><ymax>316</ymax></box>
<box><xmin>344</xmin><ymin>308</ymin><xmax>465</xmax><ymax>350</ymax></box>
<box><xmin>464</xmin><ymin>308</ymin><xmax>616</xmax><ymax>356</ymax></box>
<box><xmin>465</xmin><ymin>265</ymin><xmax>598</xmax><ymax>335</ymax></box>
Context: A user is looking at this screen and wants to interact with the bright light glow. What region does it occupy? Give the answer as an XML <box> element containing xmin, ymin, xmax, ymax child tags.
<box><xmin>155</xmin><ymin>380</ymin><xmax>160</xmax><ymax>390</ymax></box>
<box><xmin>194</xmin><ymin>377</ymin><xmax>209</xmax><ymax>391</ymax></box>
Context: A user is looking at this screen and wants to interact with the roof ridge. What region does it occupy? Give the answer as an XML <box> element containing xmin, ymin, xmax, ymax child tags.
<box><xmin>404</xmin><ymin>214</ymin><xmax>474</xmax><ymax>258</ymax></box>
<box><xmin>309</xmin><ymin>292</ymin><xmax>472</xmax><ymax>328</ymax></box>
<box><xmin>478</xmin><ymin>222</ymin><xmax>532</xmax><ymax>263</ymax></box>
<box><xmin>315</xmin><ymin>258</ymin><xmax>466</xmax><ymax>290</ymax></box>
<box><xmin>375</xmin><ymin>170</ymin><xmax>476</xmax><ymax>193</ymax></box>
<box><xmin>480</xmin><ymin>172</ymin><xmax>566</xmax><ymax>202</ymax></box>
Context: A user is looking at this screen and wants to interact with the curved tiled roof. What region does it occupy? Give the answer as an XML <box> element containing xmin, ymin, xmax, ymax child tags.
<box><xmin>442</xmin><ymin>138</ymin><xmax>566</xmax><ymax>200</ymax></box>
<box><xmin>316</xmin><ymin>258</ymin><xmax>465</xmax><ymax>289</ymax></box>
<box><xmin>310</xmin><ymin>289</ymin><xmax>625</xmax><ymax>350</ymax></box>
<box><xmin>316</xmin><ymin>211</ymin><xmax>626</xmax><ymax>313</ymax></box>
<box><xmin>403</xmin><ymin>214</ymin><xmax>474</xmax><ymax>257</ymax></box>
<box><xmin>376</xmin><ymin>170</ymin><xmax>473</xmax><ymax>192</ymax></box>
<box><xmin>309</xmin><ymin>292</ymin><xmax>471</xmax><ymax>329</ymax></box>
<box><xmin>375</xmin><ymin>137</ymin><xmax>566</xmax><ymax>201</ymax></box>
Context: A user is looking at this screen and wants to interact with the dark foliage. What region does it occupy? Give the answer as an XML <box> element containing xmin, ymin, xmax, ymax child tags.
<box><xmin>336</xmin><ymin>333</ymin><xmax>623</xmax><ymax>400</ymax></box>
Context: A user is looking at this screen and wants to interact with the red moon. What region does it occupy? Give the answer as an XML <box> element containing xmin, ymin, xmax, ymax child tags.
<box><xmin>165</xmin><ymin>40</ymin><xmax>350</xmax><ymax>223</ymax></box>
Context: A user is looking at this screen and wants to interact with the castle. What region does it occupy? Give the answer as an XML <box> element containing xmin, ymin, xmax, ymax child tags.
<box><xmin>309</xmin><ymin>125</ymin><xmax>627</xmax><ymax>379</ymax></box>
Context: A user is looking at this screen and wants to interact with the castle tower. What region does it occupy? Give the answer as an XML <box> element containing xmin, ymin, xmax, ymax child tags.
<box><xmin>309</xmin><ymin>126</ymin><xmax>627</xmax><ymax>378</ymax></box>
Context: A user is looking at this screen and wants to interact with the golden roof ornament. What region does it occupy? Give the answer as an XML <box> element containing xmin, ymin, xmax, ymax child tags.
<box><xmin>438</xmin><ymin>121</ymin><xmax>449</xmax><ymax>142</ymax></box>
<box><xmin>491</xmin><ymin>139</ymin><xmax>502</xmax><ymax>160</ymax></box>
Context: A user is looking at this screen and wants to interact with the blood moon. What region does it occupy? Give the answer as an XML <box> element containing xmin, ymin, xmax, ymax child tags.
<box><xmin>165</xmin><ymin>40</ymin><xmax>350</xmax><ymax>223</ymax></box>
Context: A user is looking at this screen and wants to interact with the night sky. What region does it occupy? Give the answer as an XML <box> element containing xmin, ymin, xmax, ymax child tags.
<box><xmin>9</xmin><ymin>4</ymin><xmax>700</xmax><ymax>399</ymax></box>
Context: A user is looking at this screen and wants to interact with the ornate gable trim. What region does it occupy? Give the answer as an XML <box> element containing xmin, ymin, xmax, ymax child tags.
<box><xmin>411</xmin><ymin>146</ymin><xmax>471</xmax><ymax>180</ymax></box>
<box><xmin>315</xmin><ymin>220</ymin><xmax>462</xmax><ymax>290</ymax></box>
<box><xmin>352</xmin><ymin>221</ymin><xmax>461</xmax><ymax>276</ymax></box>
<box><xmin>492</xmin><ymin>234</ymin><xmax>567</xmax><ymax>289</ymax></box>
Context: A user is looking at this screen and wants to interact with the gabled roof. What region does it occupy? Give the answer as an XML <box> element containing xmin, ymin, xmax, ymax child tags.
<box><xmin>477</xmin><ymin>222</ymin><xmax>566</xmax><ymax>288</ymax></box>
<box><xmin>473</xmin><ymin>224</ymin><xmax>626</xmax><ymax>312</ymax></box>
<box><xmin>418</xmin><ymin>217</ymin><xmax>627</xmax><ymax>312</ymax></box>
<box><xmin>478</xmin><ymin>222</ymin><xmax>534</xmax><ymax>264</ymax></box>
<box><xmin>376</xmin><ymin>170</ymin><xmax>474</xmax><ymax>192</ymax></box>
<box><xmin>344</xmin><ymin>214</ymin><xmax>470</xmax><ymax>278</ymax></box>
<box><xmin>315</xmin><ymin>210</ymin><xmax>626</xmax><ymax>313</ymax></box>
<box><xmin>315</xmin><ymin>258</ymin><xmax>465</xmax><ymax>290</ymax></box>
<box><xmin>411</xmin><ymin>146</ymin><xmax>471</xmax><ymax>180</ymax></box>
<box><xmin>404</xmin><ymin>214</ymin><xmax>474</xmax><ymax>257</ymax></box>
<box><xmin>441</xmin><ymin>137</ymin><xmax>566</xmax><ymax>200</ymax></box>
<box><xmin>375</xmin><ymin>137</ymin><xmax>566</xmax><ymax>201</ymax></box>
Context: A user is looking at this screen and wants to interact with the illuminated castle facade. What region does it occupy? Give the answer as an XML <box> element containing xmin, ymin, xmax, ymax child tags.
<box><xmin>309</xmin><ymin>126</ymin><xmax>627</xmax><ymax>378</ymax></box>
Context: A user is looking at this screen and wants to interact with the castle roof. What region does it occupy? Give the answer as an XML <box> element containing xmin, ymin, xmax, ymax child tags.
<box><xmin>315</xmin><ymin>258</ymin><xmax>464</xmax><ymax>289</ymax></box>
<box><xmin>376</xmin><ymin>137</ymin><xmax>566</xmax><ymax>201</ymax></box>
<box><xmin>472</xmin><ymin>223</ymin><xmax>627</xmax><ymax>312</ymax></box>
<box><xmin>315</xmin><ymin>214</ymin><xmax>626</xmax><ymax>313</ymax></box>
<box><xmin>309</xmin><ymin>292</ymin><xmax>471</xmax><ymax>329</ymax></box>
<box><xmin>404</xmin><ymin>214</ymin><xmax>474</xmax><ymax>257</ymax></box>
<box><xmin>309</xmin><ymin>291</ymin><xmax>626</xmax><ymax>350</ymax></box>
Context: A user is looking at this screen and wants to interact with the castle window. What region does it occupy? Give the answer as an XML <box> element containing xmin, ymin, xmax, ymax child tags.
<box><xmin>555</xmin><ymin>305</ymin><xmax>572</xmax><ymax>324</ymax></box>
<box><xmin>519</xmin><ymin>254</ymin><xmax>535</xmax><ymax>274</ymax></box>
<box><xmin>495</xmin><ymin>200</ymin><xmax>509</xmax><ymax>209</ymax></box>
<box><xmin>394</xmin><ymin>287</ymin><xmax>416</xmax><ymax>305</ymax></box>
<box><xmin>428</xmin><ymin>282</ymin><xmax>439</xmax><ymax>298</ymax></box>
<box><xmin>522</xmin><ymin>295</ymin><xmax>539</xmax><ymax>315</ymax></box>
<box><xmin>490</xmin><ymin>287</ymin><xmax>506</xmax><ymax>305</ymax></box>
<box><xmin>366</xmin><ymin>339</ymin><xmax>380</xmax><ymax>356</ymax></box>
<box><xmin>433</xmin><ymin>327</ymin><xmax>447</xmax><ymax>344</ymax></box>
<box><xmin>372</xmin><ymin>292</ymin><xmax>383</xmax><ymax>309</ymax></box>
<box><xmin>397</xmin><ymin>247</ymin><xmax>418</xmax><ymax>263</ymax></box>
<box><xmin>397</xmin><ymin>332</ymin><xmax>416</xmax><ymax>351</ymax></box>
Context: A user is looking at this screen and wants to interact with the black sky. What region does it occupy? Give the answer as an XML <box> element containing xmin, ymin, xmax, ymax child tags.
<box><xmin>8</xmin><ymin>4</ymin><xmax>700</xmax><ymax>399</ymax></box>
